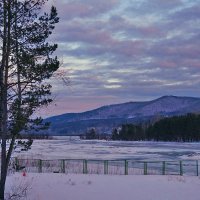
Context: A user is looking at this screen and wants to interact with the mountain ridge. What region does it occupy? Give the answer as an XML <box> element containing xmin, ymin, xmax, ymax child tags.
<box><xmin>45</xmin><ymin>95</ymin><xmax>200</xmax><ymax>135</ymax></box>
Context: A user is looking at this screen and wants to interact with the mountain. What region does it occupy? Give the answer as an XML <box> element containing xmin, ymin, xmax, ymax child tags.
<box><xmin>44</xmin><ymin>95</ymin><xmax>200</xmax><ymax>135</ymax></box>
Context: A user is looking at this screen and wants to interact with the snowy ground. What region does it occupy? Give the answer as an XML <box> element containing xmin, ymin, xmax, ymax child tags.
<box><xmin>5</xmin><ymin>173</ymin><xmax>200</xmax><ymax>200</ymax></box>
<box><xmin>3</xmin><ymin>140</ymin><xmax>200</xmax><ymax>199</ymax></box>
<box><xmin>14</xmin><ymin>139</ymin><xmax>200</xmax><ymax>161</ymax></box>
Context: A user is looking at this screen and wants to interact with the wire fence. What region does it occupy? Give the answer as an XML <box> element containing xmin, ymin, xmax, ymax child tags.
<box><xmin>6</xmin><ymin>158</ymin><xmax>199</xmax><ymax>176</ymax></box>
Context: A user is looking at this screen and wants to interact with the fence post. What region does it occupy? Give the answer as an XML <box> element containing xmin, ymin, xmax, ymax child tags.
<box><xmin>61</xmin><ymin>160</ymin><xmax>65</xmax><ymax>173</ymax></box>
<box><xmin>124</xmin><ymin>160</ymin><xmax>128</xmax><ymax>175</ymax></box>
<box><xmin>15</xmin><ymin>157</ymin><xmax>19</xmax><ymax>172</ymax></box>
<box><xmin>179</xmin><ymin>161</ymin><xmax>183</xmax><ymax>176</ymax></box>
<box><xmin>82</xmin><ymin>160</ymin><xmax>84</xmax><ymax>174</ymax></box>
<box><xmin>83</xmin><ymin>160</ymin><xmax>88</xmax><ymax>174</ymax></box>
<box><xmin>196</xmin><ymin>160</ymin><xmax>198</xmax><ymax>176</ymax></box>
<box><xmin>162</xmin><ymin>161</ymin><xmax>166</xmax><ymax>175</ymax></box>
<box><xmin>144</xmin><ymin>162</ymin><xmax>147</xmax><ymax>175</ymax></box>
<box><xmin>38</xmin><ymin>159</ymin><xmax>42</xmax><ymax>173</ymax></box>
<box><xmin>104</xmin><ymin>160</ymin><xmax>108</xmax><ymax>175</ymax></box>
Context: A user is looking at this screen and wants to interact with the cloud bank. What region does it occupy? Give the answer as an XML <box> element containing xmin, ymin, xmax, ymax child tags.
<box><xmin>41</xmin><ymin>0</ymin><xmax>200</xmax><ymax>117</ymax></box>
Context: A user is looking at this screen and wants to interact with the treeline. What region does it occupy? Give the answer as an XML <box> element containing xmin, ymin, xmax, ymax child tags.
<box><xmin>17</xmin><ymin>133</ymin><xmax>52</xmax><ymax>140</ymax></box>
<box><xmin>80</xmin><ymin>128</ymin><xmax>110</xmax><ymax>140</ymax></box>
<box><xmin>111</xmin><ymin>114</ymin><xmax>200</xmax><ymax>142</ymax></box>
<box><xmin>112</xmin><ymin>124</ymin><xmax>145</xmax><ymax>141</ymax></box>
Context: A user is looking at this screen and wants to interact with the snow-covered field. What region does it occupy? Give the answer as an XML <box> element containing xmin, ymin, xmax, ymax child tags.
<box><xmin>5</xmin><ymin>173</ymin><xmax>200</xmax><ymax>200</ymax></box>
<box><xmin>14</xmin><ymin>138</ymin><xmax>200</xmax><ymax>161</ymax></box>
<box><xmin>4</xmin><ymin>139</ymin><xmax>200</xmax><ymax>199</ymax></box>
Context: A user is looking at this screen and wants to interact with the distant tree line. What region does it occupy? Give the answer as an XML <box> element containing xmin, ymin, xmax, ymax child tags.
<box><xmin>111</xmin><ymin>114</ymin><xmax>200</xmax><ymax>142</ymax></box>
<box><xmin>112</xmin><ymin>124</ymin><xmax>145</xmax><ymax>141</ymax></box>
<box><xmin>80</xmin><ymin>128</ymin><xmax>110</xmax><ymax>140</ymax></box>
<box><xmin>17</xmin><ymin>133</ymin><xmax>52</xmax><ymax>140</ymax></box>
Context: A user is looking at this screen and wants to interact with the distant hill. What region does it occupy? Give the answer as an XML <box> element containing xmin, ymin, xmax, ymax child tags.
<box><xmin>44</xmin><ymin>95</ymin><xmax>200</xmax><ymax>135</ymax></box>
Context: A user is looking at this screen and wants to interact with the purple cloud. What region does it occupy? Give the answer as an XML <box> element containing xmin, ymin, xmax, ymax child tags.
<box><xmin>54</xmin><ymin>0</ymin><xmax>119</xmax><ymax>20</ymax></box>
<box><xmin>40</xmin><ymin>0</ymin><xmax>200</xmax><ymax>117</ymax></box>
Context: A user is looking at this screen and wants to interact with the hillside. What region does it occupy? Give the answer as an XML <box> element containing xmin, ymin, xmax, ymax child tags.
<box><xmin>44</xmin><ymin>95</ymin><xmax>200</xmax><ymax>135</ymax></box>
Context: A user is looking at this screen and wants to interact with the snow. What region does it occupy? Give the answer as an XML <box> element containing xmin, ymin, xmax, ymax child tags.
<box><xmin>3</xmin><ymin>140</ymin><xmax>200</xmax><ymax>199</ymax></box>
<box><xmin>13</xmin><ymin>139</ymin><xmax>200</xmax><ymax>161</ymax></box>
<box><xmin>5</xmin><ymin>173</ymin><xmax>200</xmax><ymax>200</ymax></box>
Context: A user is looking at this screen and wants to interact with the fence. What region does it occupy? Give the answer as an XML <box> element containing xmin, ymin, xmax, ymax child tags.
<box><xmin>8</xmin><ymin>158</ymin><xmax>199</xmax><ymax>176</ymax></box>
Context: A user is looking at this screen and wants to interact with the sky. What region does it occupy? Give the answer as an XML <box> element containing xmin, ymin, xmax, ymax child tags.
<box><xmin>39</xmin><ymin>0</ymin><xmax>200</xmax><ymax>117</ymax></box>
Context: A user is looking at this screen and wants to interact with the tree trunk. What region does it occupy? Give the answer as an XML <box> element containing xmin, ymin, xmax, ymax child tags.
<box><xmin>0</xmin><ymin>1</ymin><xmax>11</xmax><ymax>199</ymax></box>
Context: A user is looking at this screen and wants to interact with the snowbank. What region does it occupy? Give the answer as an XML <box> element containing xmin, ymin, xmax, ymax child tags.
<box><xmin>5</xmin><ymin>173</ymin><xmax>200</xmax><ymax>200</ymax></box>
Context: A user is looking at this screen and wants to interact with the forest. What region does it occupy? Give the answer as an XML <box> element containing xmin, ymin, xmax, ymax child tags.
<box><xmin>111</xmin><ymin>114</ymin><xmax>200</xmax><ymax>142</ymax></box>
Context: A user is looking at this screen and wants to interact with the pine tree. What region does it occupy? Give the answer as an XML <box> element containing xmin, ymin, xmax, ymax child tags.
<box><xmin>111</xmin><ymin>128</ymin><xmax>119</xmax><ymax>140</ymax></box>
<box><xmin>0</xmin><ymin>1</ymin><xmax>59</xmax><ymax>199</ymax></box>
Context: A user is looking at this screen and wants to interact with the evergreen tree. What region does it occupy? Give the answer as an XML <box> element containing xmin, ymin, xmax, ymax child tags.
<box><xmin>113</xmin><ymin>124</ymin><xmax>145</xmax><ymax>141</ymax></box>
<box><xmin>111</xmin><ymin>128</ymin><xmax>119</xmax><ymax>140</ymax></box>
<box><xmin>0</xmin><ymin>1</ymin><xmax>59</xmax><ymax>199</ymax></box>
<box><xmin>146</xmin><ymin>114</ymin><xmax>200</xmax><ymax>142</ymax></box>
<box><xmin>112</xmin><ymin>114</ymin><xmax>200</xmax><ymax>142</ymax></box>
<box><xmin>85</xmin><ymin>128</ymin><xmax>97</xmax><ymax>139</ymax></box>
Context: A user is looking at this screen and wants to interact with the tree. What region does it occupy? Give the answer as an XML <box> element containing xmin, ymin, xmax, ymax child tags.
<box><xmin>115</xmin><ymin>124</ymin><xmax>145</xmax><ymax>141</ymax></box>
<box><xmin>85</xmin><ymin>128</ymin><xmax>97</xmax><ymax>139</ymax></box>
<box><xmin>146</xmin><ymin>114</ymin><xmax>200</xmax><ymax>142</ymax></box>
<box><xmin>111</xmin><ymin>128</ymin><xmax>119</xmax><ymax>140</ymax></box>
<box><xmin>0</xmin><ymin>1</ymin><xmax>59</xmax><ymax>199</ymax></box>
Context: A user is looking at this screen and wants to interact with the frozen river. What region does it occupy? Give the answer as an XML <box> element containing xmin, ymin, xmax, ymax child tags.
<box><xmin>14</xmin><ymin>139</ymin><xmax>200</xmax><ymax>161</ymax></box>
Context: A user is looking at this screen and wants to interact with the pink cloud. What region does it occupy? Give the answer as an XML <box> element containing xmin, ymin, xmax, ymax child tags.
<box><xmin>164</xmin><ymin>45</ymin><xmax>200</xmax><ymax>59</ymax></box>
<box><xmin>138</xmin><ymin>26</ymin><xmax>163</xmax><ymax>37</ymax></box>
<box><xmin>53</xmin><ymin>21</ymin><xmax>114</xmax><ymax>45</ymax></box>
<box><xmin>111</xmin><ymin>40</ymin><xmax>145</xmax><ymax>57</ymax></box>
<box><xmin>181</xmin><ymin>59</ymin><xmax>200</xmax><ymax>69</ymax></box>
<box><xmin>62</xmin><ymin>3</ymin><xmax>91</xmax><ymax>17</ymax></box>
<box><xmin>108</xmin><ymin>16</ymin><xmax>164</xmax><ymax>38</ymax></box>
<box><xmin>55</xmin><ymin>0</ymin><xmax>119</xmax><ymax>20</ymax></box>
<box><xmin>157</xmin><ymin>60</ymin><xmax>178</xmax><ymax>68</ymax></box>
